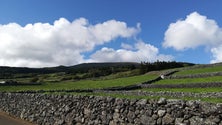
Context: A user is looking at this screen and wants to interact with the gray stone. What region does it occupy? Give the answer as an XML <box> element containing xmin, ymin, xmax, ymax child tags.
<box><xmin>205</xmin><ymin>115</ymin><xmax>221</xmax><ymax>124</ymax></box>
<box><xmin>162</xmin><ymin>113</ymin><xmax>174</xmax><ymax>125</ymax></box>
<box><xmin>20</xmin><ymin>109</ymin><xmax>26</xmax><ymax>119</ymax></box>
<box><xmin>84</xmin><ymin>108</ymin><xmax>91</xmax><ymax>116</ymax></box>
<box><xmin>81</xmin><ymin>118</ymin><xmax>85</xmax><ymax>123</ymax></box>
<box><xmin>200</xmin><ymin>103</ymin><xmax>218</xmax><ymax>115</ymax></box>
<box><xmin>115</xmin><ymin>108</ymin><xmax>120</xmax><ymax>113</ymax></box>
<box><xmin>158</xmin><ymin>98</ymin><xmax>167</xmax><ymax>105</ymax></box>
<box><xmin>175</xmin><ymin>118</ymin><xmax>186</xmax><ymax>125</ymax></box>
<box><xmin>157</xmin><ymin>118</ymin><xmax>162</xmax><ymax>125</ymax></box>
<box><xmin>127</xmin><ymin>111</ymin><xmax>136</xmax><ymax>123</ymax></box>
<box><xmin>115</xmin><ymin>98</ymin><xmax>124</xmax><ymax>105</ymax></box>
<box><xmin>28</xmin><ymin>114</ymin><xmax>35</xmax><ymax>122</ymax></box>
<box><xmin>109</xmin><ymin>120</ymin><xmax>117</xmax><ymax>125</ymax></box>
<box><xmin>135</xmin><ymin>110</ymin><xmax>140</xmax><ymax>115</ymax></box>
<box><xmin>158</xmin><ymin>110</ymin><xmax>166</xmax><ymax>117</ymax></box>
<box><xmin>212</xmin><ymin>116</ymin><xmax>221</xmax><ymax>123</ymax></box>
<box><xmin>204</xmin><ymin>119</ymin><xmax>217</xmax><ymax>125</ymax></box>
<box><xmin>140</xmin><ymin>115</ymin><xmax>156</xmax><ymax>125</ymax></box>
<box><xmin>113</xmin><ymin>112</ymin><xmax>120</xmax><ymax>121</ymax></box>
<box><xmin>171</xmin><ymin>109</ymin><xmax>184</xmax><ymax>117</ymax></box>
<box><xmin>0</xmin><ymin>93</ymin><xmax>222</xmax><ymax>125</ymax></box>
<box><xmin>189</xmin><ymin>116</ymin><xmax>204</xmax><ymax>125</ymax></box>
<box><xmin>64</xmin><ymin>105</ymin><xmax>70</xmax><ymax>112</ymax></box>
<box><xmin>136</xmin><ymin>99</ymin><xmax>147</xmax><ymax>105</ymax></box>
<box><xmin>145</xmin><ymin>109</ymin><xmax>153</xmax><ymax>116</ymax></box>
<box><xmin>171</xmin><ymin>100</ymin><xmax>185</xmax><ymax>109</ymax></box>
<box><xmin>152</xmin><ymin>114</ymin><xmax>159</xmax><ymax>120</ymax></box>
<box><xmin>183</xmin><ymin>120</ymin><xmax>190</xmax><ymax>125</ymax></box>
<box><xmin>76</xmin><ymin>123</ymin><xmax>81</xmax><ymax>125</ymax></box>
<box><xmin>186</xmin><ymin>100</ymin><xmax>200</xmax><ymax>109</ymax></box>
<box><xmin>55</xmin><ymin>119</ymin><xmax>65</xmax><ymax>125</ymax></box>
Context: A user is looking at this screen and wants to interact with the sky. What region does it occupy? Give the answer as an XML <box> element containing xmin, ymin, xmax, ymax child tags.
<box><xmin>0</xmin><ymin>0</ymin><xmax>222</xmax><ymax>67</ymax></box>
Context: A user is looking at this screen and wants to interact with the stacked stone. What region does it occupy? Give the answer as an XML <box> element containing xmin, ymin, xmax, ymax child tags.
<box><xmin>101</xmin><ymin>91</ymin><xmax>222</xmax><ymax>98</ymax></box>
<box><xmin>0</xmin><ymin>93</ymin><xmax>221</xmax><ymax>125</ymax></box>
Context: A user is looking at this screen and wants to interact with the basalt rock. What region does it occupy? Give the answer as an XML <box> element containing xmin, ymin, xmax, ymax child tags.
<box><xmin>0</xmin><ymin>93</ymin><xmax>221</xmax><ymax>125</ymax></box>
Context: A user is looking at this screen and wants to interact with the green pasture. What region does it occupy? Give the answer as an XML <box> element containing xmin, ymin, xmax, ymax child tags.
<box><xmin>154</xmin><ymin>76</ymin><xmax>222</xmax><ymax>84</ymax></box>
<box><xmin>175</xmin><ymin>65</ymin><xmax>222</xmax><ymax>76</ymax></box>
<box><xmin>1</xmin><ymin>63</ymin><xmax>222</xmax><ymax>103</ymax></box>
<box><xmin>0</xmin><ymin>74</ymin><xmax>158</xmax><ymax>92</ymax></box>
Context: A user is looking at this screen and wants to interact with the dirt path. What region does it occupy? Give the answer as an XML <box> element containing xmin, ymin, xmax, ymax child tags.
<box><xmin>0</xmin><ymin>111</ymin><xmax>35</xmax><ymax>125</ymax></box>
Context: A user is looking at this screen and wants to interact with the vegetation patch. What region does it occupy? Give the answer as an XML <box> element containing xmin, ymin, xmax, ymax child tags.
<box><xmin>175</xmin><ymin>65</ymin><xmax>222</xmax><ymax>76</ymax></box>
<box><xmin>0</xmin><ymin>74</ymin><xmax>157</xmax><ymax>92</ymax></box>
<box><xmin>154</xmin><ymin>76</ymin><xmax>222</xmax><ymax>84</ymax></box>
<box><xmin>1</xmin><ymin>62</ymin><xmax>222</xmax><ymax>104</ymax></box>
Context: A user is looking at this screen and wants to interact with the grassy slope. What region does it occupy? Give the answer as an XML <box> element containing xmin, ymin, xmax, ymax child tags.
<box><xmin>154</xmin><ymin>76</ymin><xmax>222</xmax><ymax>84</ymax></box>
<box><xmin>0</xmin><ymin>74</ymin><xmax>157</xmax><ymax>92</ymax></box>
<box><xmin>1</xmin><ymin>63</ymin><xmax>222</xmax><ymax>103</ymax></box>
<box><xmin>175</xmin><ymin>65</ymin><xmax>222</xmax><ymax>75</ymax></box>
<box><xmin>135</xmin><ymin>64</ymin><xmax>222</xmax><ymax>103</ymax></box>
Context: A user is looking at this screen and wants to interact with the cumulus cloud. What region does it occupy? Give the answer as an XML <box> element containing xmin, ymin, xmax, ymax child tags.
<box><xmin>163</xmin><ymin>12</ymin><xmax>222</xmax><ymax>63</ymax></box>
<box><xmin>90</xmin><ymin>41</ymin><xmax>173</xmax><ymax>62</ymax></box>
<box><xmin>0</xmin><ymin>18</ymin><xmax>139</xmax><ymax>67</ymax></box>
<box><xmin>121</xmin><ymin>43</ymin><xmax>134</xmax><ymax>50</ymax></box>
<box><xmin>210</xmin><ymin>45</ymin><xmax>222</xmax><ymax>63</ymax></box>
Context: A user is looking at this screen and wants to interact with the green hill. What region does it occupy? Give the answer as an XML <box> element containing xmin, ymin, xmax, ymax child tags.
<box><xmin>1</xmin><ymin>61</ymin><xmax>222</xmax><ymax>103</ymax></box>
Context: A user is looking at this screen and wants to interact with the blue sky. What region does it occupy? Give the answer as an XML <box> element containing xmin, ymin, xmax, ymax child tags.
<box><xmin>0</xmin><ymin>0</ymin><xmax>222</xmax><ymax>67</ymax></box>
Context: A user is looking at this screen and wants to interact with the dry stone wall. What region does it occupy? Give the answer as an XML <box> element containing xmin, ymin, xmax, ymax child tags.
<box><xmin>167</xmin><ymin>72</ymin><xmax>222</xmax><ymax>79</ymax></box>
<box><xmin>0</xmin><ymin>92</ymin><xmax>222</xmax><ymax>125</ymax></box>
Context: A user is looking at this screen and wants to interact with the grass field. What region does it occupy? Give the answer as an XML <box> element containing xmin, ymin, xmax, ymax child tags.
<box><xmin>0</xmin><ymin>74</ymin><xmax>158</xmax><ymax>92</ymax></box>
<box><xmin>154</xmin><ymin>76</ymin><xmax>222</xmax><ymax>84</ymax></box>
<box><xmin>175</xmin><ymin>65</ymin><xmax>222</xmax><ymax>75</ymax></box>
<box><xmin>1</xmin><ymin>63</ymin><xmax>222</xmax><ymax>103</ymax></box>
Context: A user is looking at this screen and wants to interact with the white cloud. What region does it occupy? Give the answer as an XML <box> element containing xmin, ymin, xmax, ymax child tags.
<box><xmin>210</xmin><ymin>45</ymin><xmax>222</xmax><ymax>63</ymax></box>
<box><xmin>121</xmin><ymin>43</ymin><xmax>134</xmax><ymax>50</ymax></box>
<box><xmin>90</xmin><ymin>41</ymin><xmax>173</xmax><ymax>62</ymax></box>
<box><xmin>163</xmin><ymin>12</ymin><xmax>222</xmax><ymax>63</ymax></box>
<box><xmin>0</xmin><ymin>18</ymin><xmax>139</xmax><ymax>67</ymax></box>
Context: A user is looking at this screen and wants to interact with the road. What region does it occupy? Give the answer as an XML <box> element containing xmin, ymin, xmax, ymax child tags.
<box><xmin>0</xmin><ymin>112</ymin><xmax>34</xmax><ymax>125</ymax></box>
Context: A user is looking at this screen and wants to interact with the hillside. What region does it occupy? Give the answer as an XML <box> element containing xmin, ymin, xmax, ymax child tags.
<box><xmin>0</xmin><ymin>61</ymin><xmax>193</xmax><ymax>79</ymax></box>
<box><xmin>1</xmin><ymin>61</ymin><xmax>222</xmax><ymax>103</ymax></box>
<box><xmin>0</xmin><ymin>62</ymin><xmax>140</xmax><ymax>79</ymax></box>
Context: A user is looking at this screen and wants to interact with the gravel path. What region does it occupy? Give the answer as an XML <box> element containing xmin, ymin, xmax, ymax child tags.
<box><xmin>0</xmin><ymin>111</ymin><xmax>34</xmax><ymax>125</ymax></box>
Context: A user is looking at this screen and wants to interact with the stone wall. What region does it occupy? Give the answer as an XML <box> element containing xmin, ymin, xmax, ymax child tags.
<box><xmin>0</xmin><ymin>92</ymin><xmax>222</xmax><ymax>125</ymax></box>
<box><xmin>166</xmin><ymin>72</ymin><xmax>222</xmax><ymax>79</ymax></box>
<box><xmin>99</xmin><ymin>91</ymin><xmax>222</xmax><ymax>98</ymax></box>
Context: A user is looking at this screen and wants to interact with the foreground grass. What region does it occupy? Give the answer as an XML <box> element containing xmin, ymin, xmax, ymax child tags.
<box><xmin>154</xmin><ymin>76</ymin><xmax>222</xmax><ymax>84</ymax></box>
<box><xmin>175</xmin><ymin>65</ymin><xmax>222</xmax><ymax>76</ymax></box>
<box><xmin>0</xmin><ymin>74</ymin><xmax>157</xmax><ymax>92</ymax></box>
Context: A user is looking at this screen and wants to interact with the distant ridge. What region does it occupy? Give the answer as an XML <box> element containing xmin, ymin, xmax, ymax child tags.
<box><xmin>0</xmin><ymin>62</ymin><xmax>140</xmax><ymax>75</ymax></box>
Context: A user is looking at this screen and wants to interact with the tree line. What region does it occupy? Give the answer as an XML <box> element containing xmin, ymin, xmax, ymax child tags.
<box><xmin>139</xmin><ymin>61</ymin><xmax>194</xmax><ymax>74</ymax></box>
